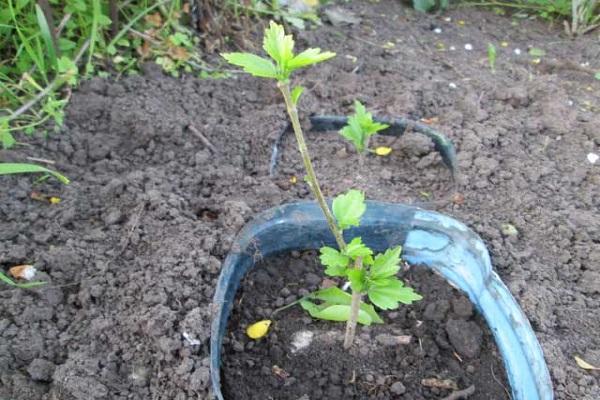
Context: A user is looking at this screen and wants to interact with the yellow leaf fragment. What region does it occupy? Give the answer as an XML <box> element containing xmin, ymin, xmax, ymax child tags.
<box><xmin>49</xmin><ymin>197</ymin><xmax>61</xmax><ymax>204</ymax></box>
<box><xmin>246</xmin><ymin>320</ymin><xmax>272</xmax><ymax>339</ymax></box>
<box><xmin>575</xmin><ymin>356</ymin><xmax>600</xmax><ymax>370</ymax></box>
<box><xmin>375</xmin><ymin>146</ymin><xmax>392</xmax><ymax>156</ymax></box>
<box><xmin>501</xmin><ymin>41</ymin><xmax>509</xmax><ymax>47</ymax></box>
<box><xmin>289</xmin><ymin>175</ymin><xmax>297</xmax><ymax>184</ymax></box>
<box><xmin>382</xmin><ymin>41</ymin><xmax>395</xmax><ymax>49</ymax></box>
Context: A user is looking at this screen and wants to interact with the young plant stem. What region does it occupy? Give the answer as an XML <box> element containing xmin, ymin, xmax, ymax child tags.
<box><xmin>279</xmin><ymin>82</ymin><xmax>363</xmax><ymax>347</ymax></box>
<box><xmin>277</xmin><ymin>81</ymin><xmax>346</xmax><ymax>251</ymax></box>
<box><xmin>343</xmin><ymin>256</ymin><xmax>363</xmax><ymax>349</ymax></box>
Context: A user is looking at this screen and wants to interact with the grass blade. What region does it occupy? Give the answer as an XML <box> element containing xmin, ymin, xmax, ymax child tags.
<box><xmin>0</xmin><ymin>271</ymin><xmax>46</xmax><ymax>288</ymax></box>
<box><xmin>35</xmin><ymin>3</ymin><xmax>57</xmax><ymax>70</ymax></box>
<box><xmin>0</xmin><ymin>162</ymin><xmax>70</xmax><ymax>184</ymax></box>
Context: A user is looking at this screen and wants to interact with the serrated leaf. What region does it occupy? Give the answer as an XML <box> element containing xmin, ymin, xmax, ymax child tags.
<box><xmin>291</xmin><ymin>85</ymin><xmax>304</xmax><ymax>105</ymax></box>
<box><xmin>263</xmin><ymin>21</ymin><xmax>294</xmax><ymax>67</ymax></box>
<box><xmin>368</xmin><ymin>278</ymin><xmax>422</xmax><ymax>310</ymax></box>
<box><xmin>340</xmin><ymin>117</ymin><xmax>364</xmax><ymax>151</ymax></box>
<box><xmin>309</xmin><ymin>287</ymin><xmax>383</xmax><ymax>324</ymax></box>
<box><xmin>332</xmin><ymin>189</ymin><xmax>366</xmax><ymax>230</ymax></box>
<box><xmin>288</xmin><ymin>48</ymin><xmax>336</xmax><ymax>70</ymax></box>
<box><xmin>347</xmin><ymin>268</ymin><xmax>366</xmax><ymax>292</ymax></box>
<box><xmin>344</xmin><ymin>237</ymin><xmax>373</xmax><ymax>259</ymax></box>
<box><xmin>528</xmin><ymin>47</ymin><xmax>545</xmax><ymax>57</ymax></box>
<box><xmin>314</xmin><ymin>304</ymin><xmax>372</xmax><ymax>326</ymax></box>
<box><xmin>222</xmin><ymin>52</ymin><xmax>278</xmax><ymax>79</ymax></box>
<box><xmin>320</xmin><ymin>246</ymin><xmax>350</xmax><ymax>276</ymax></box>
<box><xmin>371</xmin><ymin>246</ymin><xmax>402</xmax><ymax>279</ymax></box>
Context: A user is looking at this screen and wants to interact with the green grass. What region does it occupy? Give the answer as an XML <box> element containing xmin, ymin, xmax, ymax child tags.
<box><xmin>0</xmin><ymin>0</ymin><xmax>212</xmax><ymax>149</ymax></box>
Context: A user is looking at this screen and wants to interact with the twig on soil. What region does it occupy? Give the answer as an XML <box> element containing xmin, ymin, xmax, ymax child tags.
<box><xmin>25</xmin><ymin>156</ymin><xmax>55</xmax><ymax>165</ymax></box>
<box><xmin>187</xmin><ymin>124</ymin><xmax>218</xmax><ymax>154</ymax></box>
<box><xmin>491</xmin><ymin>363</ymin><xmax>512</xmax><ymax>399</ymax></box>
<box><xmin>440</xmin><ymin>385</ymin><xmax>476</xmax><ymax>400</ymax></box>
<box><xmin>118</xmin><ymin>203</ymin><xmax>146</xmax><ymax>255</ymax></box>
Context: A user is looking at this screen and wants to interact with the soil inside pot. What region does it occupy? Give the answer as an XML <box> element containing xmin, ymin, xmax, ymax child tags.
<box><xmin>221</xmin><ymin>251</ymin><xmax>510</xmax><ymax>400</ymax></box>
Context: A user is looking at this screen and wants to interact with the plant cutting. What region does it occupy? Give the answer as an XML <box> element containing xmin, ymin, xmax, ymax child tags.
<box><xmin>222</xmin><ymin>21</ymin><xmax>420</xmax><ymax>348</ymax></box>
<box><xmin>339</xmin><ymin>100</ymin><xmax>389</xmax><ymax>161</ymax></box>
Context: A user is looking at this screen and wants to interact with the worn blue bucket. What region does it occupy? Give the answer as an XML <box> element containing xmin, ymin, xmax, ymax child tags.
<box><xmin>210</xmin><ymin>201</ymin><xmax>553</xmax><ymax>400</ymax></box>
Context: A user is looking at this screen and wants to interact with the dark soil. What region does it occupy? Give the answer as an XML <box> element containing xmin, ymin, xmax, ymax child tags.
<box><xmin>1</xmin><ymin>1</ymin><xmax>599</xmax><ymax>400</ymax></box>
<box><xmin>222</xmin><ymin>253</ymin><xmax>509</xmax><ymax>400</ymax></box>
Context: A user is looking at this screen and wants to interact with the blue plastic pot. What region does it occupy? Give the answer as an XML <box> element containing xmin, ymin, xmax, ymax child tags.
<box><xmin>210</xmin><ymin>201</ymin><xmax>553</xmax><ymax>400</ymax></box>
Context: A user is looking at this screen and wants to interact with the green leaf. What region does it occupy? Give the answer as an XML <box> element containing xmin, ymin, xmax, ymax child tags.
<box><xmin>35</xmin><ymin>4</ymin><xmax>57</xmax><ymax>70</ymax></box>
<box><xmin>347</xmin><ymin>268</ymin><xmax>366</xmax><ymax>292</ymax></box>
<box><xmin>291</xmin><ymin>85</ymin><xmax>304</xmax><ymax>105</ymax></box>
<box><xmin>339</xmin><ymin>117</ymin><xmax>364</xmax><ymax>152</ymax></box>
<box><xmin>371</xmin><ymin>246</ymin><xmax>402</xmax><ymax>279</ymax></box>
<box><xmin>487</xmin><ymin>43</ymin><xmax>496</xmax><ymax>72</ymax></box>
<box><xmin>344</xmin><ymin>237</ymin><xmax>373</xmax><ymax>259</ymax></box>
<box><xmin>307</xmin><ymin>287</ymin><xmax>384</xmax><ymax>324</ymax></box>
<box><xmin>221</xmin><ymin>52</ymin><xmax>278</xmax><ymax>79</ymax></box>
<box><xmin>262</xmin><ymin>21</ymin><xmax>294</xmax><ymax>68</ymax></box>
<box><xmin>528</xmin><ymin>47</ymin><xmax>546</xmax><ymax>57</ymax></box>
<box><xmin>0</xmin><ymin>271</ymin><xmax>46</xmax><ymax>288</ymax></box>
<box><xmin>368</xmin><ymin>278</ymin><xmax>422</xmax><ymax>310</ymax></box>
<box><xmin>1</xmin><ymin>128</ymin><xmax>16</xmax><ymax>149</ymax></box>
<box><xmin>412</xmin><ymin>0</ymin><xmax>438</xmax><ymax>12</ymax></box>
<box><xmin>57</xmin><ymin>56</ymin><xmax>78</xmax><ymax>85</ymax></box>
<box><xmin>0</xmin><ymin>163</ymin><xmax>70</xmax><ymax>184</ymax></box>
<box><xmin>340</xmin><ymin>101</ymin><xmax>388</xmax><ymax>153</ymax></box>
<box><xmin>594</xmin><ymin>72</ymin><xmax>600</xmax><ymax>80</ymax></box>
<box><xmin>319</xmin><ymin>246</ymin><xmax>350</xmax><ymax>277</ymax></box>
<box><xmin>288</xmin><ymin>48</ymin><xmax>336</xmax><ymax>70</ymax></box>
<box><xmin>314</xmin><ymin>304</ymin><xmax>373</xmax><ymax>326</ymax></box>
<box><xmin>332</xmin><ymin>189</ymin><xmax>366</xmax><ymax>230</ymax></box>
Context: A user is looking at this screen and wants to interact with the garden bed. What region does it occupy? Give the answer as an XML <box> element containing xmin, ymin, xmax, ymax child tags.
<box><xmin>222</xmin><ymin>253</ymin><xmax>509</xmax><ymax>400</ymax></box>
<box><xmin>1</xmin><ymin>2</ymin><xmax>599</xmax><ymax>400</ymax></box>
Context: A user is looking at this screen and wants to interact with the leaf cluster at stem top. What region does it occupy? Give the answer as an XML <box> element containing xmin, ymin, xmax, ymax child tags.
<box><xmin>221</xmin><ymin>21</ymin><xmax>335</xmax><ymax>83</ymax></box>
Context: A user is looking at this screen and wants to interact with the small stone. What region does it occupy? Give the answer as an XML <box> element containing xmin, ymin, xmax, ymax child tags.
<box><xmin>305</xmin><ymin>273</ymin><xmax>321</xmax><ymax>286</ymax></box>
<box><xmin>587</xmin><ymin>153</ymin><xmax>598</xmax><ymax>164</ymax></box>
<box><xmin>501</xmin><ymin>223</ymin><xmax>519</xmax><ymax>237</ymax></box>
<box><xmin>464</xmin><ymin>43</ymin><xmax>473</xmax><ymax>51</ymax></box>
<box><xmin>449</xmin><ymin>82</ymin><xmax>457</xmax><ymax>89</ymax></box>
<box><xmin>27</xmin><ymin>358</ymin><xmax>55</xmax><ymax>382</ymax></box>
<box><xmin>446</xmin><ymin>319</ymin><xmax>483</xmax><ymax>358</ymax></box>
<box><xmin>375</xmin><ymin>334</ymin><xmax>411</xmax><ymax>346</ymax></box>
<box><xmin>451</xmin><ymin>297</ymin><xmax>473</xmax><ymax>318</ymax></box>
<box><xmin>390</xmin><ymin>381</ymin><xmax>406</xmax><ymax>395</ymax></box>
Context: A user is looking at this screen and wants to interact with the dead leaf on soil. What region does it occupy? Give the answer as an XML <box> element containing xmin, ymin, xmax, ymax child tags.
<box><xmin>452</xmin><ymin>193</ymin><xmax>465</xmax><ymax>205</ymax></box>
<box><xmin>272</xmin><ymin>365</ymin><xmax>290</xmax><ymax>380</ymax></box>
<box><xmin>145</xmin><ymin>12</ymin><xmax>162</xmax><ymax>28</ymax></box>
<box><xmin>8</xmin><ymin>265</ymin><xmax>37</xmax><ymax>281</ymax></box>
<box><xmin>421</xmin><ymin>378</ymin><xmax>459</xmax><ymax>390</ymax></box>
<box><xmin>168</xmin><ymin>46</ymin><xmax>190</xmax><ymax>61</ymax></box>
<box><xmin>575</xmin><ymin>356</ymin><xmax>600</xmax><ymax>370</ymax></box>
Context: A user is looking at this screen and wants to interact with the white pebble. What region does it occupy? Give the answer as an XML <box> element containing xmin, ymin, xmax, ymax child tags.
<box><xmin>434</xmin><ymin>28</ymin><xmax>442</xmax><ymax>34</ymax></box>
<box><xmin>291</xmin><ymin>331</ymin><xmax>314</xmax><ymax>353</ymax></box>
<box><xmin>449</xmin><ymin>46</ymin><xmax>456</xmax><ymax>51</ymax></box>
<box><xmin>444</xmin><ymin>17</ymin><xmax>452</xmax><ymax>22</ymax></box>
<box><xmin>449</xmin><ymin>82</ymin><xmax>457</xmax><ymax>89</ymax></box>
<box><xmin>587</xmin><ymin>153</ymin><xmax>599</xmax><ymax>164</ymax></box>
<box><xmin>21</xmin><ymin>265</ymin><xmax>36</xmax><ymax>280</ymax></box>
<box><xmin>514</xmin><ymin>48</ymin><xmax>522</xmax><ymax>55</ymax></box>
<box><xmin>464</xmin><ymin>43</ymin><xmax>473</xmax><ymax>51</ymax></box>
<box><xmin>182</xmin><ymin>332</ymin><xmax>201</xmax><ymax>346</ymax></box>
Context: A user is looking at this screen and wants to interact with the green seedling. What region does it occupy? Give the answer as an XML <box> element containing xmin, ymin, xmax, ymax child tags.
<box><xmin>339</xmin><ymin>100</ymin><xmax>389</xmax><ymax>157</ymax></box>
<box><xmin>301</xmin><ymin>189</ymin><xmax>422</xmax><ymax>338</ymax></box>
<box><xmin>223</xmin><ymin>22</ymin><xmax>421</xmax><ymax>348</ymax></box>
